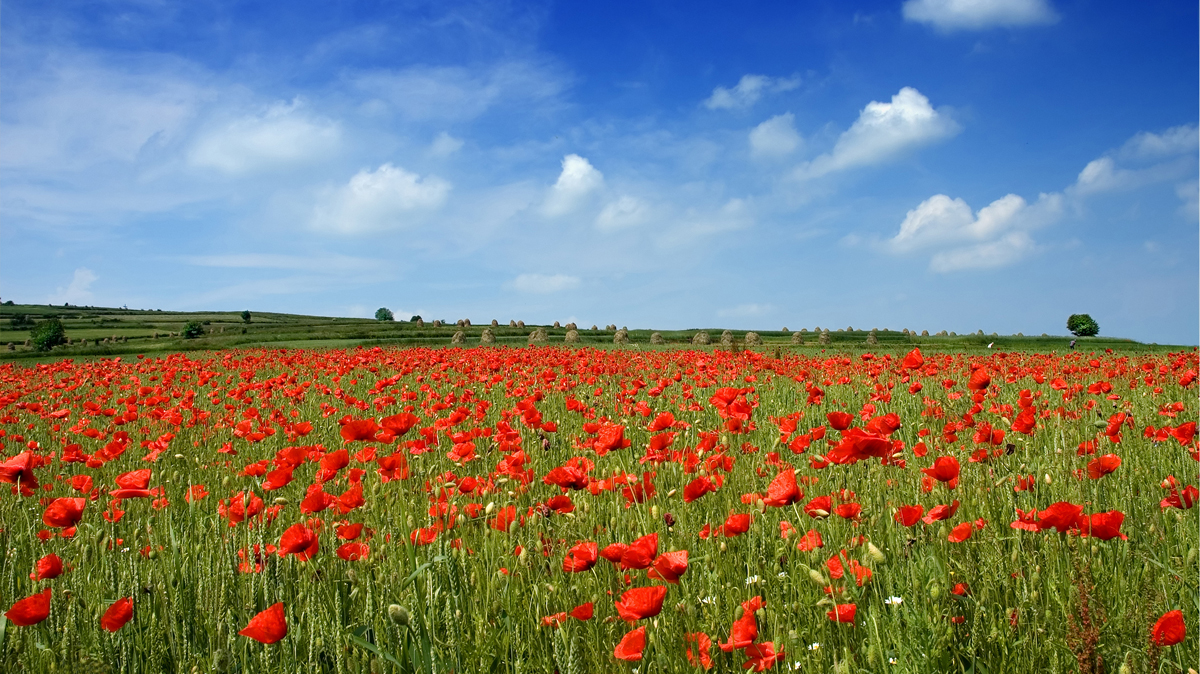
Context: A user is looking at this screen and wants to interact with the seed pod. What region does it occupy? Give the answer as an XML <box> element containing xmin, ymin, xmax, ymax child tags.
<box><xmin>388</xmin><ymin>604</ymin><xmax>411</xmax><ymax>626</ymax></box>
<box><xmin>485</xmin><ymin>502</ymin><xmax>496</xmax><ymax>516</ymax></box>
<box><xmin>1187</xmin><ymin>548</ymin><xmax>1197</xmax><ymax>567</ymax></box>
<box><xmin>1011</xmin><ymin>548</ymin><xmax>1019</xmax><ymax>565</ymax></box>
<box><xmin>810</xmin><ymin>509</ymin><xmax>830</xmax><ymax>519</ymax></box>
<box><xmin>1043</xmin><ymin>473</ymin><xmax>1052</xmax><ymax>485</ymax></box>
<box><xmin>273</xmin><ymin>497</ymin><xmax>289</xmax><ymax>506</ymax></box>
<box><xmin>808</xmin><ymin>569</ymin><xmax>828</xmax><ymax>586</ymax></box>
<box><xmin>651</xmin><ymin>505</ymin><xmax>659</xmax><ymax>519</ymax></box>
<box><xmin>213</xmin><ymin>649</ymin><xmax>230</xmax><ymax>673</ymax></box>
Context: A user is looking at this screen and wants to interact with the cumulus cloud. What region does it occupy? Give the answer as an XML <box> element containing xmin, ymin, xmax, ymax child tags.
<box><xmin>189</xmin><ymin>100</ymin><xmax>341</xmax><ymax>174</ymax></box>
<box><xmin>596</xmin><ymin>195</ymin><xmax>651</xmax><ymax>231</ymax></box>
<box><xmin>543</xmin><ymin>154</ymin><xmax>603</xmax><ymax>217</ymax></box>
<box><xmin>1069</xmin><ymin>125</ymin><xmax>1199</xmax><ymax>197</ymax></box>
<box><xmin>902</xmin><ymin>0</ymin><xmax>1059</xmax><ymax>31</ymax></box>
<box><xmin>704</xmin><ymin>74</ymin><xmax>800</xmax><ymax>111</ymax></box>
<box><xmin>310</xmin><ymin>163</ymin><xmax>450</xmax><ymax>234</ymax></box>
<box><xmin>1117</xmin><ymin>125</ymin><xmax>1199</xmax><ymax>161</ymax></box>
<box><xmin>749</xmin><ymin>113</ymin><xmax>802</xmax><ymax>158</ymax></box>
<box><xmin>890</xmin><ymin>192</ymin><xmax>1062</xmax><ymax>271</ymax></box>
<box><xmin>48</xmin><ymin>268</ymin><xmax>98</xmax><ymax>305</ymax></box>
<box><xmin>510</xmin><ymin>273</ymin><xmax>581</xmax><ymax>293</ymax></box>
<box><xmin>797</xmin><ymin>88</ymin><xmax>958</xmax><ymax>179</ymax></box>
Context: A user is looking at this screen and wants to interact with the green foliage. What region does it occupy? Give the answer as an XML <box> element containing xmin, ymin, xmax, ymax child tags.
<box><xmin>375</xmin><ymin>307</ymin><xmax>395</xmax><ymax>321</ymax></box>
<box><xmin>8</xmin><ymin>313</ymin><xmax>34</xmax><ymax>329</ymax></box>
<box><xmin>1067</xmin><ymin>313</ymin><xmax>1100</xmax><ymax>337</ymax></box>
<box><xmin>410</xmin><ymin>315</ymin><xmax>422</xmax><ymax>323</ymax></box>
<box><xmin>241</xmin><ymin>310</ymin><xmax>252</xmax><ymax>323</ymax></box>
<box><xmin>182</xmin><ymin>321</ymin><xmax>205</xmax><ymax>339</ymax></box>
<box><xmin>29</xmin><ymin>318</ymin><xmax>66</xmax><ymax>351</ymax></box>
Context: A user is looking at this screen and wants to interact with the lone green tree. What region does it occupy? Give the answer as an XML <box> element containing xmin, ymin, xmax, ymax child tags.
<box><xmin>182</xmin><ymin>321</ymin><xmax>205</xmax><ymax>339</ymax></box>
<box><xmin>1067</xmin><ymin>314</ymin><xmax>1099</xmax><ymax>337</ymax></box>
<box><xmin>375</xmin><ymin>307</ymin><xmax>394</xmax><ymax>321</ymax></box>
<box><xmin>30</xmin><ymin>319</ymin><xmax>67</xmax><ymax>351</ymax></box>
<box><xmin>241</xmin><ymin>310</ymin><xmax>252</xmax><ymax>323</ymax></box>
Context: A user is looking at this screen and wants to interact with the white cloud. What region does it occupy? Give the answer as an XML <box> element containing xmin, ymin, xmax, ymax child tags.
<box><xmin>797</xmin><ymin>87</ymin><xmax>958</xmax><ymax>179</ymax></box>
<box><xmin>704</xmin><ymin>74</ymin><xmax>800</xmax><ymax>111</ymax></box>
<box><xmin>596</xmin><ymin>196</ymin><xmax>651</xmax><ymax>231</ymax></box>
<box><xmin>180</xmin><ymin>253</ymin><xmax>385</xmax><ymax>272</ymax></box>
<box><xmin>429</xmin><ymin>132</ymin><xmax>465</xmax><ymax>157</ymax></box>
<box><xmin>543</xmin><ymin>154</ymin><xmax>603</xmax><ymax>217</ymax></box>
<box><xmin>189</xmin><ymin>100</ymin><xmax>341</xmax><ymax>174</ymax></box>
<box><xmin>310</xmin><ymin>163</ymin><xmax>450</xmax><ymax>234</ymax></box>
<box><xmin>1118</xmin><ymin>125</ymin><xmax>1199</xmax><ymax>162</ymax></box>
<box><xmin>890</xmin><ymin>192</ymin><xmax>1062</xmax><ymax>271</ymax></box>
<box><xmin>750</xmin><ymin>113</ymin><xmax>802</xmax><ymax>158</ymax></box>
<box><xmin>1070</xmin><ymin>126</ymin><xmax>1198</xmax><ymax>197</ymax></box>
<box><xmin>510</xmin><ymin>273</ymin><xmax>581</xmax><ymax>293</ymax></box>
<box><xmin>48</xmin><ymin>268</ymin><xmax>98</xmax><ymax>305</ymax></box>
<box><xmin>929</xmin><ymin>232</ymin><xmax>1037</xmax><ymax>272</ymax></box>
<box><xmin>902</xmin><ymin>0</ymin><xmax>1059</xmax><ymax>31</ymax></box>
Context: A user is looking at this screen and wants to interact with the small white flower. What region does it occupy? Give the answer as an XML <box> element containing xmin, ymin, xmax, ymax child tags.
<box><xmin>807</xmin><ymin>642</ymin><xmax>820</xmax><ymax>651</ymax></box>
<box><xmin>777</xmin><ymin>571</ymin><xmax>788</xmax><ymax>578</ymax></box>
<box><xmin>885</xmin><ymin>595</ymin><xmax>903</xmax><ymax>605</ymax></box>
<box><xmin>745</xmin><ymin>575</ymin><xmax>760</xmax><ymax>585</ymax></box>
<box><xmin>889</xmin><ymin>658</ymin><xmax>898</xmax><ymax>664</ymax></box>
<box><xmin>700</xmin><ymin>596</ymin><xmax>716</xmax><ymax>605</ymax></box>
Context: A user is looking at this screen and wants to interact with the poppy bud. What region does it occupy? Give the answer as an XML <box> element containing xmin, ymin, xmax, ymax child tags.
<box><xmin>485</xmin><ymin>502</ymin><xmax>496</xmax><ymax>516</ymax></box>
<box><xmin>663</xmin><ymin>512</ymin><xmax>676</xmax><ymax>527</ymax></box>
<box><xmin>508</xmin><ymin>521</ymin><xmax>519</xmax><ymax>536</ymax></box>
<box><xmin>273</xmin><ymin>497</ymin><xmax>289</xmax><ymax>506</ymax></box>
<box><xmin>650</xmin><ymin>505</ymin><xmax>659</xmax><ymax>519</ymax></box>
<box><xmin>1010</xmin><ymin>548</ymin><xmax>1019</xmax><ymax>565</ymax></box>
<box><xmin>808</xmin><ymin>569</ymin><xmax>827</xmax><ymax>586</ymax></box>
<box><xmin>221</xmin><ymin>476</ymin><xmax>230</xmax><ymax>489</ymax></box>
<box><xmin>866</xmin><ymin>543</ymin><xmax>885</xmax><ymax>564</ymax></box>
<box><xmin>929</xmin><ymin>584</ymin><xmax>941</xmax><ymax>600</ymax></box>
<box><xmin>719</xmin><ymin>541</ymin><xmax>727</xmax><ymax>552</ymax></box>
<box><xmin>1187</xmin><ymin>548</ymin><xmax>1197</xmax><ymax>567</ymax></box>
<box><xmin>213</xmin><ymin>649</ymin><xmax>230</xmax><ymax>673</ymax></box>
<box><xmin>810</xmin><ymin>509</ymin><xmax>830</xmax><ymax>519</ymax></box>
<box><xmin>666</xmin><ymin>489</ymin><xmax>677</xmax><ymax>498</ymax></box>
<box><xmin>388</xmin><ymin>605</ymin><xmax>410</xmax><ymax>626</ymax></box>
<box><xmin>1043</xmin><ymin>473</ymin><xmax>1052</xmax><ymax>485</ymax></box>
<box><xmin>347</xmin><ymin>570</ymin><xmax>358</xmax><ymax>585</ymax></box>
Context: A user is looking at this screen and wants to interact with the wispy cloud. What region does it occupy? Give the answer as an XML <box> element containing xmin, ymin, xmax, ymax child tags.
<box><xmin>903</xmin><ymin>0</ymin><xmax>1059</xmax><ymax>32</ymax></box>
<box><xmin>704</xmin><ymin>74</ymin><xmax>800</xmax><ymax>111</ymax></box>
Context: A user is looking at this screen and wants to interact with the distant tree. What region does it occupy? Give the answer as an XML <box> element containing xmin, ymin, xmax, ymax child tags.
<box><xmin>241</xmin><ymin>310</ymin><xmax>252</xmax><ymax>323</ymax></box>
<box><xmin>375</xmin><ymin>307</ymin><xmax>395</xmax><ymax>321</ymax></box>
<box><xmin>1067</xmin><ymin>314</ymin><xmax>1099</xmax><ymax>337</ymax></box>
<box><xmin>182</xmin><ymin>321</ymin><xmax>205</xmax><ymax>339</ymax></box>
<box><xmin>30</xmin><ymin>319</ymin><xmax>66</xmax><ymax>351</ymax></box>
<box><xmin>409</xmin><ymin>315</ymin><xmax>422</xmax><ymax>323</ymax></box>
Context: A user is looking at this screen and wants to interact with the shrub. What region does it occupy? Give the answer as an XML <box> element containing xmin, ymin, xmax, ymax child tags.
<box><xmin>1067</xmin><ymin>314</ymin><xmax>1099</xmax><ymax>337</ymax></box>
<box><xmin>30</xmin><ymin>319</ymin><xmax>67</xmax><ymax>351</ymax></box>
<box><xmin>182</xmin><ymin>321</ymin><xmax>205</xmax><ymax>339</ymax></box>
<box><xmin>375</xmin><ymin>308</ymin><xmax>394</xmax><ymax>321</ymax></box>
<box><xmin>8</xmin><ymin>314</ymin><xmax>34</xmax><ymax>329</ymax></box>
<box><xmin>241</xmin><ymin>310</ymin><xmax>252</xmax><ymax>323</ymax></box>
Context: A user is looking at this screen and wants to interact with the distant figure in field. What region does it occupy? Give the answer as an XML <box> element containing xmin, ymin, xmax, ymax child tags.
<box><xmin>1069</xmin><ymin>339</ymin><xmax>1076</xmax><ymax>350</ymax></box>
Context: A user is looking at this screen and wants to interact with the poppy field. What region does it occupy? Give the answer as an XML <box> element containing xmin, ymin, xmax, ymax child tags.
<box><xmin>0</xmin><ymin>345</ymin><xmax>1196</xmax><ymax>673</ymax></box>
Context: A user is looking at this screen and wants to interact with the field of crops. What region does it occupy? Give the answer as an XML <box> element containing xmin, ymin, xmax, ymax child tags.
<box><xmin>0</xmin><ymin>345</ymin><xmax>1195</xmax><ymax>673</ymax></box>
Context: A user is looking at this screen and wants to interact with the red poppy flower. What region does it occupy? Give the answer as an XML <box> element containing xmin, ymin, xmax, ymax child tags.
<box><xmin>1037</xmin><ymin>502</ymin><xmax>1083</xmax><ymax>533</ymax></box>
<box><xmin>43</xmin><ymin>498</ymin><xmax>86</xmax><ymax>528</ymax></box>
<box><xmin>648</xmin><ymin>550</ymin><xmax>688</xmax><ymax>584</ymax></box>
<box><xmin>614</xmin><ymin>585</ymin><xmax>667</xmax><ymax>623</ymax></box>
<box><xmin>541</xmin><ymin>612</ymin><xmax>567</xmax><ymax>628</ymax></box>
<box><xmin>921</xmin><ymin>456</ymin><xmax>961</xmax><ymax>489</ymax></box>
<box><xmin>827</xmin><ymin>603</ymin><xmax>856</xmax><ymax>624</ymax></box>
<box><xmin>763</xmin><ymin>469</ymin><xmax>802</xmax><ymax>507</ymax></box>
<box><xmin>569</xmin><ymin>602</ymin><xmax>594</xmax><ymax>621</ymax></box>
<box><xmin>833</xmin><ymin>503</ymin><xmax>861</xmax><ymax>520</ymax></box>
<box><xmin>684</xmin><ymin>476</ymin><xmax>718</xmax><ymax>503</ymax></box>
<box><xmin>336</xmin><ymin>523</ymin><xmax>364</xmax><ymax>540</ymax></box>
<box><xmin>895</xmin><ymin>505</ymin><xmax>925</xmax><ymax>527</ymax></box>
<box><xmin>562</xmin><ymin>541</ymin><xmax>599</xmax><ymax>573</ymax></box>
<box><xmin>100</xmin><ymin>597</ymin><xmax>133</xmax><ymax>632</ymax></box>
<box><xmin>719</xmin><ymin>604</ymin><xmax>759</xmax><ymax>652</ymax></box>
<box><xmin>1079</xmin><ymin>511</ymin><xmax>1126</xmax><ymax>541</ymax></box>
<box><xmin>744</xmin><ymin>641</ymin><xmax>784</xmax><ymax>672</ymax></box>
<box><xmin>613</xmin><ymin>626</ymin><xmax>646</xmax><ymax>661</ymax></box>
<box><xmin>796</xmin><ymin>529</ymin><xmax>824</xmax><ymax>552</ymax></box>
<box><xmin>340</xmin><ymin>419</ymin><xmax>380</xmax><ymax>443</ymax></box>
<box><xmin>804</xmin><ymin>495</ymin><xmax>832</xmax><ymax>518</ymax></box>
<box><xmin>686</xmin><ymin>632</ymin><xmax>714</xmax><ymax>669</ymax></box>
<box><xmin>826</xmin><ymin>412</ymin><xmax>854</xmax><ymax>431</ymax></box>
<box><xmin>1086</xmin><ymin>454</ymin><xmax>1121</xmax><ymax>479</ymax></box>
<box><xmin>922</xmin><ymin>500</ymin><xmax>960</xmax><ymax>524</ymax></box>
<box><xmin>621</xmin><ymin>533</ymin><xmax>658</xmax><ymax>570</ymax></box>
<box><xmin>239</xmin><ymin>603</ymin><xmax>287</xmax><ymax>644</ymax></box>
<box><xmin>31</xmin><ymin>553</ymin><xmax>64</xmax><ymax>581</ymax></box>
<box><xmin>115</xmin><ymin>469</ymin><xmax>151</xmax><ymax>489</ymax></box>
<box><xmin>902</xmin><ymin>348</ymin><xmax>924</xmax><ymax>370</ymax></box>
<box><xmin>5</xmin><ymin>589</ymin><xmax>51</xmax><ymax>626</ymax></box>
<box><xmin>278</xmin><ymin>523</ymin><xmax>319</xmax><ymax>561</ymax></box>
<box><xmin>948</xmin><ymin>522</ymin><xmax>973</xmax><ymax>543</ymax></box>
<box><xmin>1151</xmin><ymin>609</ymin><xmax>1185</xmax><ymax>646</ymax></box>
<box><xmin>967</xmin><ymin>369</ymin><xmax>991</xmax><ymax>391</ymax></box>
<box><xmin>336</xmin><ymin>541</ymin><xmax>369</xmax><ymax>561</ymax></box>
<box><xmin>723</xmin><ymin>513</ymin><xmax>752</xmax><ymax>537</ymax></box>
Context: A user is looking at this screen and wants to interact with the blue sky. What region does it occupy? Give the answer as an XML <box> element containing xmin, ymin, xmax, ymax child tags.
<box><xmin>2</xmin><ymin>0</ymin><xmax>1196</xmax><ymax>344</ymax></box>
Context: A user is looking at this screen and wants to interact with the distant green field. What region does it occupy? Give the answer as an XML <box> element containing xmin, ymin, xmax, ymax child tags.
<box><xmin>0</xmin><ymin>302</ymin><xmax>1183</xmax><ymax>362</ymax></box>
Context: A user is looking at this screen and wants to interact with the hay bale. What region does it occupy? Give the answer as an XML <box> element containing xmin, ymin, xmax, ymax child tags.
<box><xmin>791</xmin><ymin>332</ymin><xmax>804</xmax><ymax>345</ymax></box>
<box><xmin>509</xmin><ymin>320</ymin><xmax>517</xmax><ymax>327</ymax></box>
<box><xmin>692</xmin><ymin>331</ymin><xmax>710</xmax><ymax>345</ymax></box>
<box><xmin>921</xmin><ymin>330</ymin><xmax>929</xmax><ymax>337</ymax></box>
<box><xmin>590</xmin><ymin>325</ymin><xmax>598</xmax><ymax>331</ymax></box>
<box><xmin>451</xmin><ymin>331</ymin><xmax>465</xmax><ymax>344</ymax></box>
<box><xmin>565</xmin><ymin>322</ymin><xmax>577</xmax><ymax>331</ymax></box>
<box><xmin>7</xmin><ymin>343</ymin><xmax>13</xmax><ymax>351</ymax></box>
<box><xmin>456</xmin><ymin>319</ymin><xmax>465</xmax><ymax>328</ymax></box>
<box><xmin>1016</xmin><ymin>332</ymin><xmax>1024</xmax><ymax>337</ymax></box>
<box><xmin>650</xmin><ymin>332</ymin><xmax>664</xmax><ymax>344</ymax></box>
<box><xmin>564</xmin><ymin>329</ymin><xmax>579</xmax><ymax>343</ymax></box>
<box><xmin>865</xmin><ymin>330</ymin><xmax>878</xmax><ymax>346</ymax></box>
<box><xmin>949</xmin><ymin>332</ymin><xmax>957</xmax><ymax>337</ymax></box>
<box><xmin>491</xmin><ymin>319</ymin><xmax>499</xmax><ymax>327</ymax></box>
<box><xmin>464</xmin><ymin>319</ymin><xmax>471</xmax><ymax>327</ymax></box>
<box><xmin>719</xmin><ymin>330</ymin><xmax>734</xmax><ymax>346</ymax></box>
<box><xmin>781</xmin><ymin>327</ymin><xmax>789</xmax><ymax>333</ymax></box>
<box><xmin>800</xmin><ymin>328</ymin><xmax>808</xmax><ymax>333</ymax></box>
<box><xmin>528</xmin><ymin>327</ymin><xmax>548</xmax><ymax>343</ymax></box>
<box><xmin>553</xmin><ymin>321</ymin><xmax>561</xmax><ymax>328</ymax></box>
<box><xmin>744</xmin><ymin>331</ymin><xmax>762</xmax><ymax>346</ymax></box>
<box><xmin>415</xmin><ymin>318</ymin><xmax>425</xmax><ymax>327</ymax></box>
<box><xmin>606</xmin><ymin>324</ymin><xmax>617</xmax><ymax>332</ymax></box>
<box><xmin>818</xmin><ymin>329</ymin><xmax>831</xmax><ymax>345</ymax></box>
<box><xmin>846</xmin><ymin>326</ymin><xmax>854</xmax><ymax>332</ymax></box>
<box><xmin>517</xmin><ymin>320</ymin><xmax>525</xmax><ymax>329</ymax></box>
<box><xmin>613</xmin><ymin>328</ymin><xmax>630</xmax><ymax>344</ymax></box>
<box><xmin>480</xmin><ymin>328</ymin><xmax>496</xmax><ymax>344</ymax></box>
<box><xmin>1041</xmin><ymin>333</ymin><xmax>1048</xmax><ymax>337</ymax></box>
